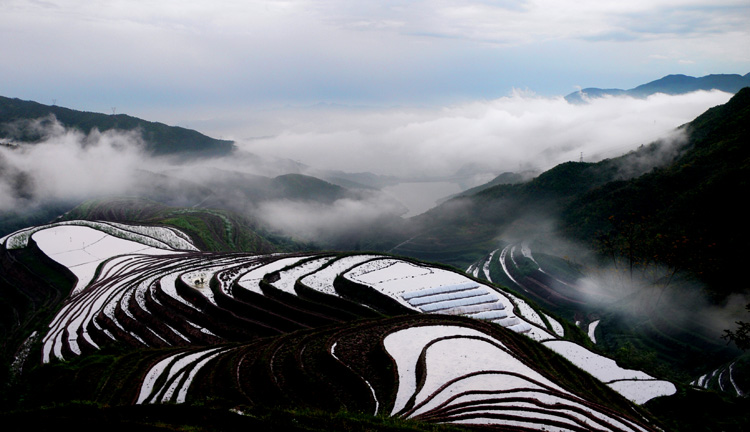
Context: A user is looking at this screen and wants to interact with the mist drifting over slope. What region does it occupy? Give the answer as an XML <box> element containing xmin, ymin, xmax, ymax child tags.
<box><xmin>0</xmin><ymin>122</ymin><xmax>147</xmax><ymax>211</ymax></box>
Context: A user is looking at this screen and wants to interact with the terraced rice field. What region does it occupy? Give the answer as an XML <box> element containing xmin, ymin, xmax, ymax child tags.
<box><xmin>385</xmin><ymin>325</ymin><xmax>654</xmax><ymax>431</ymax></box>
<box><xmin>3</xmin><ymin>220</ymin><xmax>677</xmax><ymax>430</ymax></box>
<box><xmin>691</xmin><ymin>359</ymin><xmax>748</xmax><ymax>398</ymax></box>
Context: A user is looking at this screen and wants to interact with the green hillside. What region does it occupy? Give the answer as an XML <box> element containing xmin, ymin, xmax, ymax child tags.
<box><xmin>0</xmin><ymin>165</ymin><xmax>360</xmax><ymax>246</ymax></box>
<box><xmin>394</xmin><ymin>144</ymin><xmax>676</xmax><ymax>269</ymax></box>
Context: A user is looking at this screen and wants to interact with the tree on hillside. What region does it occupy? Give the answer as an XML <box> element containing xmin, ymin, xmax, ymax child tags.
<box><xmin>723</xmin><ymin>304</ymin><xmax>750</xmax><ymax>350</ymax></box>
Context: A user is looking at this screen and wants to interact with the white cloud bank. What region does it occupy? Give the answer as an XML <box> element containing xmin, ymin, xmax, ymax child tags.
<box><xmin>237</xmin><ymin>90</ymin><xmax>734</xmax><ymax>177</ymax></box>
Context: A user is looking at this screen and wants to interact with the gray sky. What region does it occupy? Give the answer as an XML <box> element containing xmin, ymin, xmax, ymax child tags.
<box><xmin>2</xmin><ymin>1</ymin><xmax>748</xmax><ymax>113</ymax></box>
<box><xmin>1</xmin><ymin>1</ymin><xmax>748</xmax><ymax>177</ymax></box>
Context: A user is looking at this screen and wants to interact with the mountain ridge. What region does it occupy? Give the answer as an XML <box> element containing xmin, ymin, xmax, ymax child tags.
<box><xmin>0</xmin><ymin>95</ymin><xmax>235</xmax><ymax>157</ymax></box>
<box><xmin>565</xmin><ymin>73</ymin><xmax>750</xmax><ymax>104</ymax></box>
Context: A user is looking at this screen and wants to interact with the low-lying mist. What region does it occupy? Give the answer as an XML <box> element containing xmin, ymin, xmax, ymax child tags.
<box><xmin>0</xmin><ymin>117</ymin><xmax>412</xmax><ymax>247</ymax></box>
<box><xmin>0</xmin><ymin>90</ymin><xmax>735</xmax><ymax>251</ymax></box>
<box><xmin>231</xmin><ymin>90</ymin><xmax>733</xmax><ymax>178</ymax></box>
<box><xmin>0</xmin><ymin>124</ymin><xmax>147</xmax><ymax>211</ymax></box>
<box><xmin>254</xmin><ymin>194</ymin><xmax>408</xmax><ymax>246</ymax></box>
<box><xmin>577</xmin><ymin>260</ymin><xmax>749</xmax><ymax>333</ymax></box>
<box><xmin>521</xmin><ymin>225</ymin><xmax>750</xmax><ymax>348</ymax></box>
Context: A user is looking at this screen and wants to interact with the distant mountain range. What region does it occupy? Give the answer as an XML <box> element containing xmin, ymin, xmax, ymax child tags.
<box><xmin>565</xmin><ymin>73</ymin><xmax>750</xmax><ymax>104</ymax></box>
<box><xmin>0</xmin><ymin>95</ymin><xmax>234</xmax><ymax>157</ymax></box>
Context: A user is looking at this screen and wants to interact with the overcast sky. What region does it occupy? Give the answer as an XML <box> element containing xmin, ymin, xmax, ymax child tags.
<box><xmin>2</xmin><ymin>1</ymin><xmax>749</xmax><ymax>177</ymax></box>
<box><xmin>3</xmin><ymin>1</ymin><xmax>748</xmax><ymax>112</ymax></box>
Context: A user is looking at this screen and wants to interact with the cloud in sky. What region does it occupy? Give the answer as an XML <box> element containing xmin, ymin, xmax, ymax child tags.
<box><xmin>1</xmin><ymin>0</ymin><xmax>748</xmax><ymax>114</ymax></box>
<box><xmin>236</xmin><ymin>90</ymin><xmax>733</xmax><ymax>177</ymax></box>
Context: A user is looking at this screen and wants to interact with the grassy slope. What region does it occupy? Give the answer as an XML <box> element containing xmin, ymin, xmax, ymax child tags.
<box><xmin>645</xmin><ymin>387</ymin><xmax>750</xmax><ymax>432</ymax></box>
<box><xmin>61</xmin><ymin>197</ymin><xmax>307</xmax><ymax>253</ymax></box>
<box><xmin>0</xmin><ymin>241</ymin><xmax>76</xmax><ymax>396</ymax></box>
<box><xmin>0</xmin><ymin>403</ymin><xmax>476</xmax><ymax>432</ymax></box>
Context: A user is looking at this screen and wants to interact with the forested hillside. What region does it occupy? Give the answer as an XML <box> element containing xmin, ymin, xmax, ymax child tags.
<box><xmin>561</xmin><ymin>87</ymin><xmax>750</xmax><ymax>297</ymax></box>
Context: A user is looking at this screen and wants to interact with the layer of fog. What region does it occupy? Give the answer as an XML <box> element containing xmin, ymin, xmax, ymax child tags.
<box><xmin>255</xmin><ymin>195</ymin><xmax>407</xmax><ymax>245</ymax></box>
<box><xmin>0</xmin><ymin>117</ymin><xmax>412</xmax><ymax>247</ymax></box>
<box><xmin>577</xmin><ymin>261</ymin><xmax>750</xmax><ymax>335</ymax></box>
<box><xmin>381</xmin><ymin>182</ymin><xmax>463</xmax><ymax>218</ymax></box>
<box><xmin>0</xmin><ymin>124</ymin><xmax>147</xmax><ymax>211</ymax></box>
<box><xmin>232</xmin><ymin>90</ymin><xmax>734</xmax><ymax>178</ymax></box>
